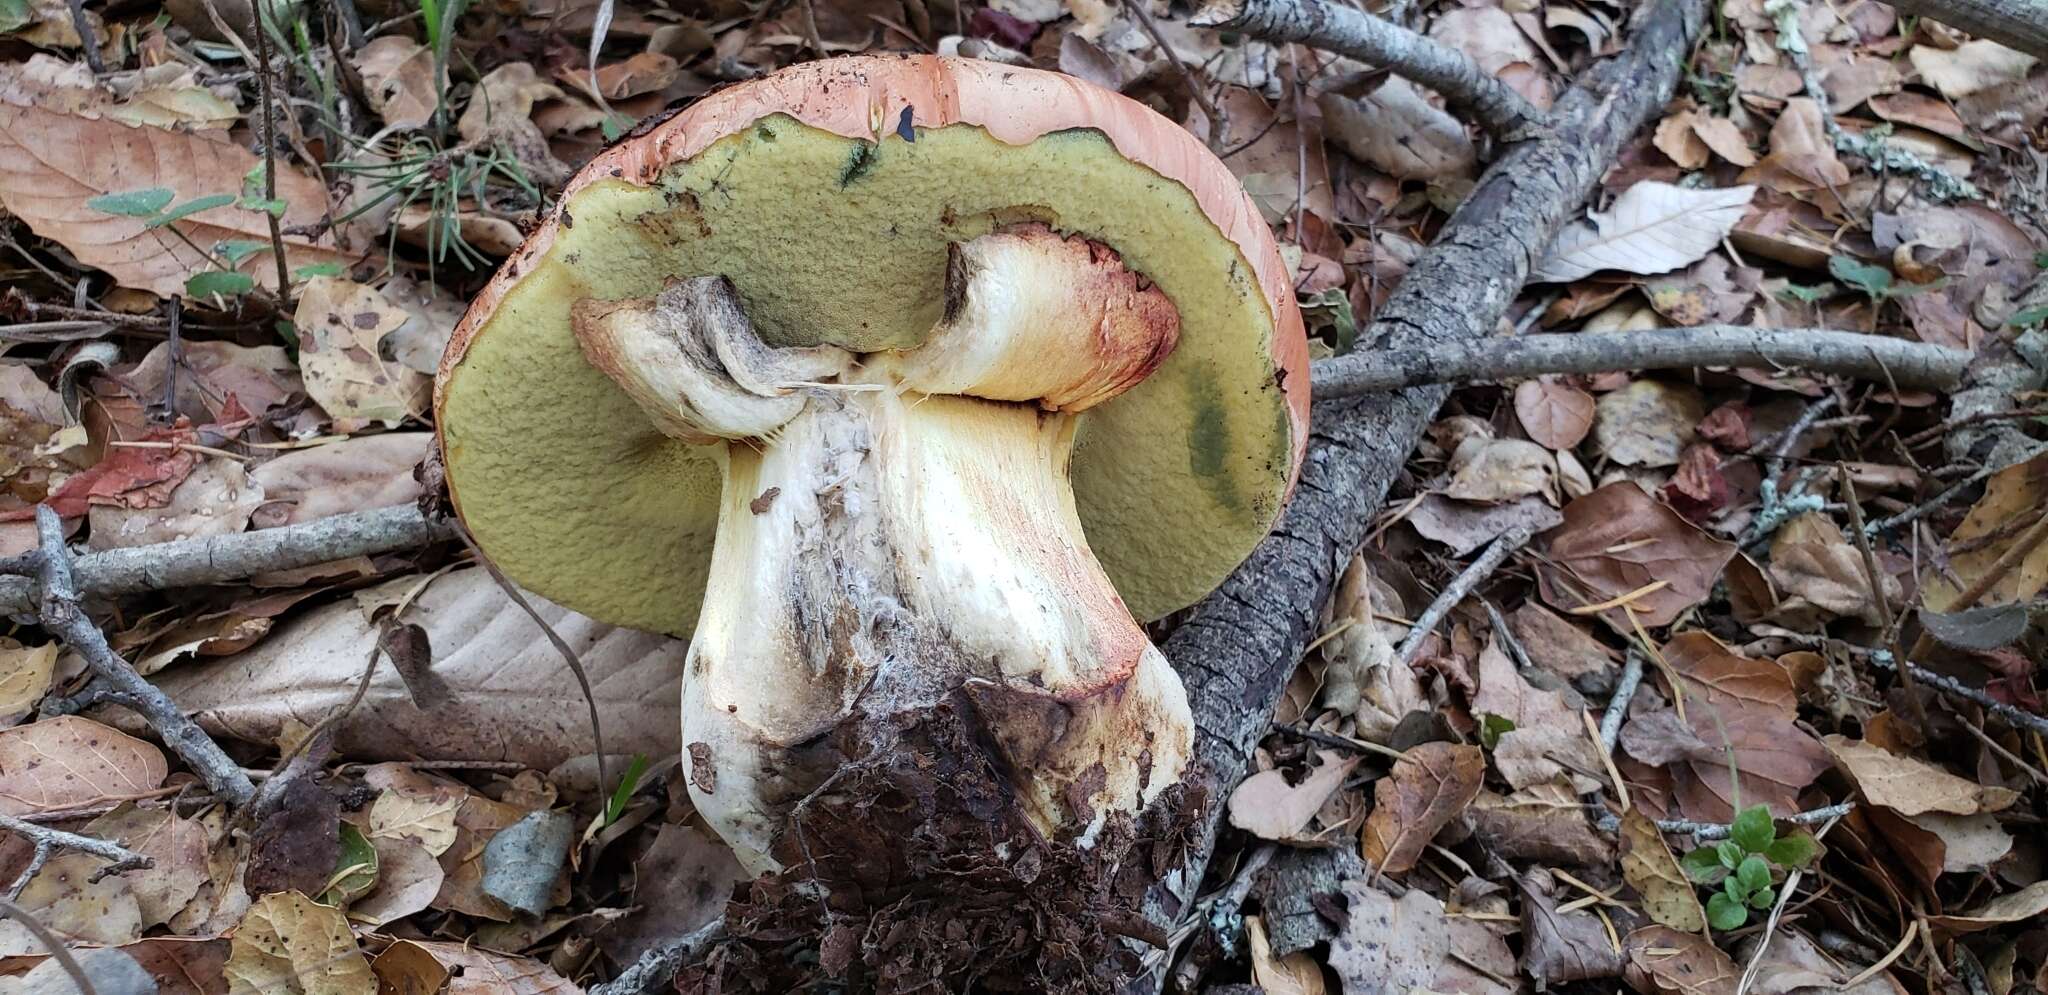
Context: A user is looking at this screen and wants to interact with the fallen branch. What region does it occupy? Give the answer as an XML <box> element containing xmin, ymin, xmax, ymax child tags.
<box><xmin>1864</xmin><ymin>649</ymin><xmax>2048</xmax><ymax>737</ymax></box>
<box><xmin>0</xmin><ymin>810</ymin><xmax>151</xmax><ymax>900</ymax></box>
<box><xmin>12</xmin><ymin>506</ymin><xmax>255</xmax><ymax>807</ymax></box>
<box><xmin>1145</xmin><ymin>0</ymin><xmax>1709</xmax><ymax>979</ymax></box>
<box><xmin>1312</xmin><ymin>326</ymin><xmax>1971</xmax><ymax>396</ymax></box>
<box><xmin>1393</xmin><ymin>526</ymin><xmax>1531</xmax><ymax>666</ymax></box>
<box><xmin>1878</xmin><ymin>0</ymin><xmax>2047</xmax><ymax>59</ymax></box>
<box><xmin>1190</xmin><ymin>0</ymin><xmax>1544</xmax><ymax>139</ymax></box>
<box><xmin>1594</xmin><ymin>802</ymin><xmax>1856</xmax><ymax>840</ymax></box>
<box><xmin>0</xmin><ymin>504</ymin><xmax>454</xmax><ymax>614</ymax></box>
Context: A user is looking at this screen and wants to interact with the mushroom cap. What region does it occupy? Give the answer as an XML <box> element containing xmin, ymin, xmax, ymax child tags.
<box><xmin>436</xmin><ymin>55</ymin><xmax>1310</xmax><ymax>636</ymax></box>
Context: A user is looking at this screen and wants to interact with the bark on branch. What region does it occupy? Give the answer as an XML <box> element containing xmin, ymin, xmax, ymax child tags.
<box><xmin>1190</xmin><ymin>0</ymin><xmax>1546</xmax><ymax>138</ymax></box>
<box><xmin>1147</xmin><ymin>0</ymin><xmax>1709</xmax><ymax>974</ymax></box>
<box><xmin>1313</xmin><ymin>325</ymin><xmax>1972</xmax><ymax>395</ymax></box>
<box><xmin>1879</xmin><ymin>0</ymin><xmax>2047</xmax><ymax>59</ymax></box>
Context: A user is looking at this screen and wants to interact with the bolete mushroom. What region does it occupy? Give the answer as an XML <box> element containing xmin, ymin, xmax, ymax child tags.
<box><xmin>436</xmin><ymin>56</ymin><xmax>1308</xmax><ymax>876</ymax></box>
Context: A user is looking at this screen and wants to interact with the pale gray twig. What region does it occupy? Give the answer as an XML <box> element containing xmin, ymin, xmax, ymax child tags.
<box><xmin>0</xmin><ymin>811</ymin><xmax>151</xmax><ymax>900</ymax></box>
<box><xmin>1394</xmin><ymin>527</ymin><xmax>1532</xmax><ymax>666</ymax></box>
<box><xmin>589</xmin><ymin>917</ymin><xmax>725</xmax><ymax>995</ymax></box>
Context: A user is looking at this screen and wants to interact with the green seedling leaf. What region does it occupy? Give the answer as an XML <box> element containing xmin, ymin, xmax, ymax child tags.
<box><xmin>1730</xmin><ymin>806</ymin><xmax>1776</xmax><ymax>852</ymax></box>
<box><xmin>1477</xmin><ymin>713</ymin><xmax>1516</xmax><ymax>751</ymax></box>
<box><xmin>1777</xmin><ymin>282</ymin><xmax>1830</xmax><ymax>304</ymax></box>
<box><xmin>1828</xmin><ymin>255</ymin><xmax>1893</xmax><ymax>298</ymax></box>
<box><xmin>600</xmin><ymin>115</ymin><xmax>626</xmax><ymax>142</ymax></box>
<box><xmin>185</xmin><ymin>269</ymin><xmax>256</xmax><ymax>299</ymax></box>
<box><xmin>87</xmin><ymin>187</ymin><xmax>176</xmax><ymax>218</ymax></box>
<box><xmin>1717</xmin><ymin>840</ymin><xmax>1744</xmax><ymax>869</ymax></box>
<box><xmin>1706</xmin><ymin>891</ymin><xmax>1748</xmax><ymax>930</ymax></box>
<box><xmin>2008</xmin><ymin>304</ymin><xmax>2048</xmax><ymax>329</ymax></box>
<box><xmin>1764</xmin><ymin>832</ymin><xmax>1818</xmax><ymax>869</ymax></box>
<box><xmin>1681</xmin><ymin>846</ymin><xmax>1726</xmax><ymax>882</ymax></box>
<box><xmin>216</xmin><ymin>239</ymin><xmax>274</xmax><ymax>265</ymax></box>
<box><xmin>1737</xmin><ymin>854</ymin><xmax>1772</xmax><ymax>893</ymax></box>
<box><xmin>242</xmin><ymin>163</ymin><xmax>268</xmax><ymax>198</ymax></box>
<box><xmin>603</xmin><ymin>754</ymin><xmax>652</xmax><ymax>827</ymax></box>
<box><xmin>293</xmin><ymin>262</ymin><xmax>347</xmax><ymax>279</ymax></box>
<box><xmin>145</xmin><ymin>193</ymin><xmax>237</xmax><ymax>228</ymax></box>
<box><xmin>323</xmin><ymin>823</ymin><xmax>380</xmax><ymax>905</ymax></box>
<box><xmin>1749</xmin><ymin>885</ymin><xmax>1778</xmax><ymax>910</ymax></box>
<box><xmin>241</xmin><ymin>196</ymin><xmax>290</xmax><ymax>217</ymax></box>
<box><xmin>1301</xmin><ymin>286</ymin><xmax>1359</xmax><ymax>354</ymax></box>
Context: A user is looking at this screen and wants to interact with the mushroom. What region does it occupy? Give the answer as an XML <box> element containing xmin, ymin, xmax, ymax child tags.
<box><xmin>435</xmin><ymin>56</ymin><xmax>1309</xmax><ymax>876</ymax></box>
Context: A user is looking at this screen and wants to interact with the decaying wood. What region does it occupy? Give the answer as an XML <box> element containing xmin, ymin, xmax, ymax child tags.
<box><xmin>1145</xmin><ymin>0</ymin><xmax>1710</xmax><ymax>972</ymax></box>
<box><xmin>1313</xmin><ymin>325</ymin><xmax>1973</xmax><ymax>396</ymax></box>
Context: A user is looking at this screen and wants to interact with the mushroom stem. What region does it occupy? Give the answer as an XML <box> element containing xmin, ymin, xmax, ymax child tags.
<box><xmin>571</xmin><ymin>227</ymin><xmax>1192</xmax><ymax>875</ymax></box>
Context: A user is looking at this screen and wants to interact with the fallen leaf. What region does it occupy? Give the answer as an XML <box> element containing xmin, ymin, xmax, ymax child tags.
<box><xmin>244</xmin><ymin>774</ymin><xmax>340</xmax><ymax>899</ymax></box>
<box><xmin>1824</xmin><ymin>734</ymin><xmax>2019</xmax><ymax>816</ymax></box>
<box><xmin>0</xmin><ymin>639</ymin><xmax>57</xmax><ymax>717</ymax></box>
<box><xmin>1228</xmin><ymin>755</ymin><xmax>1360</xmax><ymax>842</ymax></box>
<box><xmin>1764</xmin><ymin>513</ymin><xmax>1898</xmax><ymax>626</ymax></box>
<box><xmin>148</xmin><ymin>568</ymin><xmax>686</xmax><ymax>770</ymax></box>
<box><xmin>223</xmin><ymin>891</ymin><xmax>376</xmax><ymax>995</ymax></box>
<box><xmin>86</xmin><ymin>804</ymin><xmax>212</xmax><ymax>928</ymax></box>
<box><xmin>120</xmin><ymin>937</ymin><xmax>233</xmax><ymax>995</ymax></box>
<box><xmin>1923</xmin><ymin>452</ymin><xmax>2048</xmax><ymax>609</ymax></box>
<box><xmin>1407</xmin><ymin>493</ymin><xmax>1563</xmax><ymax>557</ymax></box>
<box><xmin>1650</xmin><ymin>633</ymin><xmax>1832</xmax><ymax>822</ymax></box>
<box><xmin>353</xmin><ymin>36</ymin><xmax>440</xmax><ymax>131</ymax></box>
<box><xmin>365</xmin><ymin>781</ymin><xmax>464</xmax><ymax>857</ymax></box>
<box><xmin>15</xmin><ymin>428</ymin><xmax>199</xmax><ymax>521</ymax></box>
<box><xmin>599</xmin><ymin>824</ymin><xmax>745</xmax><ymax>970</ymax></box>
<box><xmin>379</xmin><ymin>274</ymin><xmax>466</xmax><ymax>375</ymax></box>
<box><xmin>1536</xmin><ymin>482</ymin><xmax>1736</xmax><ymax>631</ymax></box>
<box><xmin>371</xmin><ymin>940</ymin><xmax>579</xmax><ymax>994</ymax></box>
<box><xmin>1247</xmin><ymin>915</ymin><xmax>1326</xmax><ymax>995</ymax></box>
<box><xmin>458</xmin><ymin>64</ymin><xmax>571</xmax><ymax>188</ymax></box>
<box><xmin>1329</xmin><ymin>881</ymin><xmax>1513</xmax><ymax>995</ymax></box>
<box><xmin>1465</xmin><ymin>782</ymin><xmax>1615</xmax><ymax>865</ymax></box>
<box><xmin>1319</xmin><ymin>77</ymin><xmax>1476</xmax><ymax>180</ymax></box>
<box><xmin>481</xmin><ymin>809</ymin><xmax>574</xmax><ymax>916</ymax></box>
<box><xmin>1740</xmin><ymin>99</ymin><xmax>1850</xmax><ymax>193</ymax></box>
<box><xmin>1909</xmin><ymin>812</ymin><xmax>2013</xmax><ymax>874</ymax></box>
<box><xmin>292</xmin><ymin>277</ymin><xmax>432</xmax><ymax>429</ymax></box>
<box><xmin>1320</xmin><ymin>556</ymin><xmax>1425</xmax><ymax>743</ymax></box>
<box><xmin>558</xmin><ymin>52</ymin><xmax>678</xmax><ymax>101</ymax></box>
<box><xmin>1691</xmin><ymin>114</ymin><xmax>1758</xmax><ymax>167</ymax></box>
<box><xmin>1926</xmin><ymin>880</ymin><xmax>2048</xmax><ymax>934</ymax></box>
<box><xmin>1521</xmin><ymin>867</ymin><xmax>1624</xmax><ymax>983</ymax></box>
<box><xmin>350</xmin><ymin>834</ymin><xmax>444</xmax><ymax>927</ymax></box>
<box><xmin>249</xmin><ymin>433</ymin><xmax>430</xmax><ymax>528</ymax></box>
<box><xmin>1361</xmin><ymin>742</ymin><xmax>1483</xmax><ymax>874</ymax></box>
<box><xmin>1429</xmin><ymin>6</ymin><xmax>1539</xmax><ymax>75</ymax></box>
<box><xmin>1594</xmin><ymin>379</ymin><xmax>1706</xmax><ymax>468</ymax></box>
<box><xmin>0</xmin><ymin>851</ymin><xmax>144</xmax><ymax>955</ymax></box>
<box><xmin>1473</xmin><ymin>638</ymin><xmax>1602</xmax><ymax>791</ymax></box>
<box><xmin>88</xmin><ymin>455</ymin><xmax>264</xmax><ymax>549</ymax></box>
<box><xmin>1867</xmin><ymin>92</ymin><xmax>1971</xmax><ymax>142</ymax></box>
<box><xmin>0</xmin><ymin>715</ymin><xmax>168</xmax><ymax>815</ymax></box>
<box><xmin>1655</xmin><ymin>109</ymin><xmax>1710</xmax><ymax>169</ymax></box>
<box><xmin>1507</xmin><ymin>601</ymin><xmax>1620</xmax><ymax>694</ymax></box>
<box><xmin>1624</xmin><ymin>924</ymin><xmax>1740</xmax><ymax>995</ymax></box>
<box><xmin>1909</xmin><ymin>40</ymin><xmax>2037</xmax><ymax>100</ymax></box>
<box><xmin>1516</xmin><ymin>377</ymin><xmax>1595</xmax><ymax>450</ymax></box>
<box><xmin>1620</xmin><ymin>806</ymin><xmax>1707</xmax><ymax>932</ymax></box>
<box><xmin>1533</xmin><ymin>182</ymin><xmax>1757</xmax><ymax>283</ymax></box>
<box><xmin>0</xmin><ymin>102</ymin><xmax>356</xmax><ymax>297</ymax></box>
<box><xmin>1443</xmin><ymin>436</ymin><xmax>1555</xmax><ymax>504</ymax></box>
<box><xmin>1746</xmin><ymin>929</ymin><xmax>1904</xmax><ymax>995</ymax></box>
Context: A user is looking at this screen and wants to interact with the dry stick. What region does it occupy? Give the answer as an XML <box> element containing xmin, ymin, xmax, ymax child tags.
<box><xmin>0</xmin><ymin>811</ymin><xmax>151</xmax><ymax>899</ymax></box>
<box><xmin>1862</xmin><ymin>650</ymin><xmax>2048</xmax><ymax>738</ymax></box>
<box><xmin>588</xmin><ymin>917</ymin><xmax>726</xmax><ymax>995</ymax></box>
<box><xmin>65</xmin><ymin>0</ymin><xmax>103</xmax><ymax>73</ymax></box>
<box><xmin>1142</xmin><ymin>0</ymin><xmax>1709</xmax><ymax>972</ymax></box>
<box><xmin>0</xmin><ymin>898</ymin><xmax>101</xmax><ymax>995</ymax></box>
<box><xmin>1123</xmin><ymin>0</ymin><xmax>1224</xmax><ymax>140</ymax></box>
<box><xmin>1190</xmin><ymin>0</ymin><xmax>1542</xmax><ymax>138</ymax></box>
<box><xmin>248</xmin><ymin>0</ymin><xmax>295</xmax><ymax>299</ymax></box>
<box><xmin>1597</xmin><ymin>649</ymin><xmax>1645</xmax><ymax>752</ymax></box>
<box><xmin>1879</xmin><ymin>0</ymin><xmax>2047</xmax><ymax>59</ymax></box>
<box><xmin>1311</xmin><ymin>326</ymin><xmax>1971</xmax><ymax>396</ymax></box>
<box><xmin>1595</xmin><ymin>802</ymin><xmax>1856</xmax><ymax>840</ymax></box>
<box><xmin>1840</xmin><ymin>467</ymin><xmax>1930</xmax><ymax>734</ymax></box>
<box><xmin>0</xmin><ymin>504</ymin><xmax>454</xmax><ymax>614</ymax></box>
<box><xmin>18</xmin><ymin>507</ymin><xmax>255</xmax><ymax>807</ymax></box>
<box><xmin>1393</xmin><ymin>527</ymin><xmax>1531</xmax><ymax>666</ymax></box>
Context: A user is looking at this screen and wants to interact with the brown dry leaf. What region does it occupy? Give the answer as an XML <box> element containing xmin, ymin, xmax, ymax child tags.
<box><xmin>121</xmin><ymin>937</ymin><xmax>234</xmax><ymax>995</ymax></box>
<box><xmin>600</xmin><ymin>824</ymin><xmax>745</xmax><ymax>970</ymax></box>
<box><xmin>459</xmin><ymin>63</ymin><xmax>573</xmax><ymax>188</ymax></box>
<box><xmin>1765</xmin><ymin>512</ymin><xmax>1899</xmax><ymax>626</ymax></box>
<box><xmin>1747</xmin><ymin>930</ymin><xmax>1908</xmax><ymax>995</ymax></box>
<box><xmin>1923</xmin><ymin>452</ymin><xmax>2048</xmax><ymax>609</ymax></box>
<box><xmin>1648</xmin><ymin>632</ymin><xmax>1832</xmax><ymax>821</ymax></box>
<box><xmin>1536</xmin><ymin>481</ymin><xmax>1736</xmax><ymax>630</ymax></box>
<box><xmin>1908</xmin><ymin>812</ymin><xmax>2013</xmax><ymax>874</ymax></box>
<box><xmin>1320</xmin><ymin>556</ymin><xmax>1425</xmax><ymax>742</ymax></box>
<box><xmin>1408</xmin><ymin>493</ymin><xmax>1563</xmax><ymax>557</ymax></box>
<box><xmin>1443</xmin><ymin>436</ymin><xmax>1556</xmax><ymax>504</ymax></box>
<box><xmin>0</xmin><ymin>851</ymin><xmax>144</xmax><ymax>955</ymax></box>
<box><xmin>108</xmin><ymin>67</ymin><xmax>243</xmax><ymax>131</ymax></box>
<box><xmin>86</xmin><ymin>804</ymin><xmax>212</xmax><ymax>928</ymax></box>
<box><xmin>0</xmin><ymin>715</ymin><xmax>168</xmax><ymax>815</ymax></box>
<box><xmin>88</xmin><ymin>455</ymin><xmax>265</xmax><ymax>550</ymax></box>
<box><xmin>0</xmin><ymin>639</ymin><xmax>57</xmax><ymax>717</ymax></box>
<box><xmin>364</xmin><ymin>782</ymin><xmax>464</xmax><ymax>857</ymax></box>
<box><xmin>1824</xmin><ymin>734</ymin><xmax>2019</xmax><ymax>816</ymax></box>
<box><xmin>1534</xmin><ymin>182</ymin><xmax>1757</xmax><ymax>283</ymax></box>
<box><xmin>1247</xmin><ymin>916</ymin><xmax>1326</xmax><ymax>995</ymax></box>
<box><xmin>0</xmin><ymin>102</ymin><xmax>355</xmax><ymax>297</ymax></box>
<box><xmin>379</xmin><ymin>273</ymin><xmax>467</xmax><ymax>375</ymax></box>
<box><xmin>1429</xmin><ymin>6</ymin><xmax>1538</xmax><ymax>76</ymax></box>
<box><xmin>1465</xmin><ymin>782</ymin><xmax>1615</xmax><ymax>865</ymax></box>
<box><xmin>354</xmin><ymin>35</ymin><xmax>439</xmax><ymax>131</ymax></box>
<box><xmin>1818</xmin><ymin>55</ymin><xmax>1904</xmax><ymax>113</ymax></box>
<box><xmin>1646</xmin><ymin>255</ymin><xmax>1756</xmax><ymax>327</ymax></box>
<box><xmin>1595</xmin><ymin>379</ymin><xmax>1705</xmax><ymax>468</ymax></box>
<box><xmin>1227</xmin><ymin>755</ymin><xmax>1360</xmax><ymax>843</ymax></box>
<box><xmin>1521</xmin><ymin>867</ymin><xmax>1625</xmax><ymax>984</ymax></box>
<box><xmin>1655</xmin><ymin>109</ymin><xmax>1710</xmax><ymax>169</ymax></box>
<box><xmin>560</xmin><ymin>52</ymin><xmax>679</xmax><ymax>101</ymax></box>
<box><xmin>350</xmin><ymin>835</ymin><xmax>444</xmax><ymax>926</ymax></box>
<box><xmin>250</xmin><ymin>433</ymin><xmax>430</xmax><ymax>528</ymax></box>
<box><xmin>1692</xmin><ymin>114</ymin><xmax>1758</xmax><ymax>167</ymax></box>
<box><xmin>1473</xmin><ymin>638</ymin><xmax>1602</xmax><ymax>791</ymax></box>
<box><xmin>1508</xmin><ymin>601</ymin><xmax>1620</xmax><ymax>693</ymax></box>
<box><xmin>1318</xmin><ymin>77</ymin><xmax>1476</xmax><ymax>180</ymax></box>
<box><xmin>371</xmin><ymin>940</ymin><xmax>579</xmax><ymax>994</ymax></box>
<box><xmin>1620</xmin><ymin>806</ymin><xmax>1707</xmax><ymax>932</ymax></box>
<box><xmin>1361</xmin><ymin>742</ymin><xmax>1483</xmax><ymax>874</ymax></box>
<box><xmin>149</xmin><ymin>568</ymin><xmax>686</xmax><ymax>770</ymax></box>
<box><xmin>292</xmin><ymin>277</ymin><xmax>433</xmax><ymax>430</ymax></box>
<box><xmin>1926</xmin><ymin>881</ymin><xmax>2048</xmax><ymax>934</ymax></box>
<box><xmin>1516</xmin><ymin>377</ymin><xmax>1595</xmax><ymax>450</ymax></box>
<box><xmin>393</xmin><ymin>201</ymin><xmax>527</xmax><ymax>257</ymax></box>
<box><xmin>1867</xmin><ymin>92</ymin><xmax>1971</xmax><ymax>142</ymax></box>
<box><xmin>1909</xmin><ymin>40</ymin><xmax>2037</xmax><ymax>100</ymax></box>
<box><xmin>1740</xmin><ymin>98</ymin><xmax>1850</xmax><ymax>194</ymax></box>
<box><xmin>1329</xmin><ymin>880</ymin><xmax>1514</xmax><ymax>995</ymax></box>
<box><xmin>223</xmin><ymin>891</ymin><xmax>376</xmax><ymax>995</ymax></box>
<box><xmin>1625</xmin><ymin>924</ymin><xmax>1740</xmax><ymax>995</ymax></box>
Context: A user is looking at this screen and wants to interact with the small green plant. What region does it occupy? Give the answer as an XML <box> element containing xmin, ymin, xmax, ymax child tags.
<box><xmin>1828</xmin><ymin>254</ymin><xmax>1941</xmax><ymax>308</ymax></box>
<box><xmin>86</xmin><ymin>173</ymin><xmax>328</xmax><ymax>303</ymax></box>
<box><xmin>601</xmin><ymin>753</ymin><xmax>652</xmax><ymax>827</ymax></box>
<box><xmin>1679</xmin><ymin>805</ymin><xmax>1818</xmax><ymax>930</ymax></box>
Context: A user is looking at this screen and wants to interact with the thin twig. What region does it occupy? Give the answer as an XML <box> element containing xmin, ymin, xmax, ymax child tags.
<box><xmin>15</xmin><ymin>507</ymin><xmax>255</xmax><ymax>806</ymax></box>
<box><xmin>589</xmin><ymin>916</ymin><xmax>726</xmax><ymax>995</ymax></box>
<box><xmin>1394</xmin><ymin>527</ymin><xmax>1531</xmax><ymax>666</ymax></box>
<box><xmin>1840</xmin><ymin>465</ymin><xmax>1927</xmax><ymax>732</ymax></box>
<box><xmin>66</xmin><ymin>0</ymin><xmax>104</xmax><ymax>73</ymax></box>
<box><xmin>1312</xmin><ymin>327</ymin><xmax>1970</xmax><ymax>397</ymax></box>
<box><xmin>1598</xmin><ymin>649</ymin><xmax>1645</xmax><ymax>753</ymax></box>
<box><xmin>1861</xmin><ymin>650</ymin><xmax>2048</xmax><ymax>737</ymax></box>
<box><xmin>0</xmin><ymin>812</ymin><xmax>151</xmax><ymax>899</ymax></box>
<box><xmin>1595</xmin><ymin>802</ymin><xmax>1855</xmax><ymax>841</ymax></box>
<box><xmin>249</xmin><ymin>0</ymin><xmax>296</xmax><ymax>300</ymax></box>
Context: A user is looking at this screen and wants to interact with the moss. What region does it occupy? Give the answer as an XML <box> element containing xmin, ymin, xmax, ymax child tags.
<box><xmin>442</xmin><ymin>117</ymin><xmax>1292</xmax><ymax>635</ymax></box>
